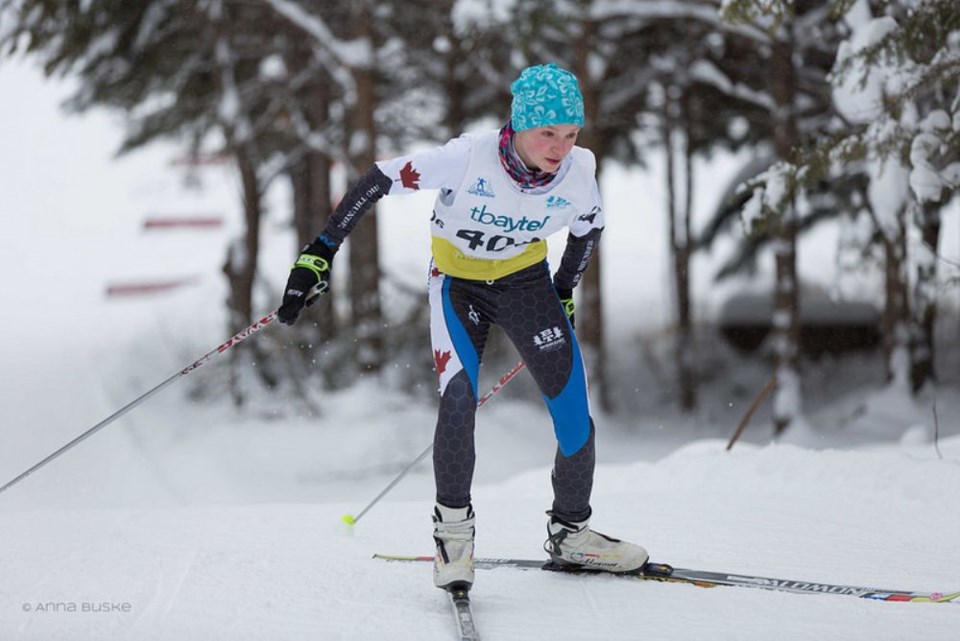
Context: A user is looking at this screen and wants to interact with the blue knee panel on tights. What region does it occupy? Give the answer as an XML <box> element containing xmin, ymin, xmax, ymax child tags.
<box><xmin>442</xmin><ymin>279</ymin><xmax>479</xmax><ymax>399</ymax></box>
<box><xmin>543</xmin><ymin>328</ymin><xmax>591</xmax><ymax>456</ymax></box>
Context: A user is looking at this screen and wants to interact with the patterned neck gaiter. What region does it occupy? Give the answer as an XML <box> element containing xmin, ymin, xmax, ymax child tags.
<box><xmin>498</xmin><ymin>122</ymin><xmax>557</xmax><ymax>190</ymax></box>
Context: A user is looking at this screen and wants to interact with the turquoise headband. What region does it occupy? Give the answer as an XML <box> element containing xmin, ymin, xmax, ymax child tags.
<box><xmin>510</xmin><ymin>63</ymin><xmax>585</xmax><ymax>131</ymax></box>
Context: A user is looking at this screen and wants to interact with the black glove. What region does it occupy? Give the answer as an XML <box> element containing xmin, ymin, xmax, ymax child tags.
<box><xmin>278</xmin><ymin>238</ymin><xmax>337</xmax><ymax>325</ymax></box>
<box><xmin>555</xmin><ymin>286</ymin><xmax>575</xmax><ymax>329</ymax></box>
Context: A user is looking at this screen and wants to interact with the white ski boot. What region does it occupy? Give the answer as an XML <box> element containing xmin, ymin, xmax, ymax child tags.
<box><xmin>544</xmin><ymin>512</ymin><xmax>649</xmax><ymax>573</ymax></box>
<box><xmin>432</xmin><ymin>503</ymin><xmax>476</xmax><ymax>589</ymax></box>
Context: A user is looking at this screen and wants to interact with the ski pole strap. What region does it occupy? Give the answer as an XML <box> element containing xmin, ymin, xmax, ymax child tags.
<box><xmin>294</xmin><ymin>254</ymin><xmax>330</xmax><ymax>279</ymax></box>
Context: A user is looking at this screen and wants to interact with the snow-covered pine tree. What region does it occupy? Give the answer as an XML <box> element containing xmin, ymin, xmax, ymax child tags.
<box><xmin>829</xmin><ymin>0</ymin><xmax>959</xmax><ymax>391</ymax></box>
<box><xmin>721</xmin><ymin>0</ymin><xmax>851</xmax><ymax>433</ymax></box>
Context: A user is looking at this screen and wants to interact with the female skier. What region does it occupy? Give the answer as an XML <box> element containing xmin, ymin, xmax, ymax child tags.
<box><xmin>277</xmin><ymin>63</ymin><xmax>648</xmax><ymax>589</ymax></box>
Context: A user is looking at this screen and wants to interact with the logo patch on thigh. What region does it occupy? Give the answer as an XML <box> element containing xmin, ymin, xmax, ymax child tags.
<box><xmin>533</xmin><ymin>326</ymin><xmax>566</xmax><ymax>351</ymax></box>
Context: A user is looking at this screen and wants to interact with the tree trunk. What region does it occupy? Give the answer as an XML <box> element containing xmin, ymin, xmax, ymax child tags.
<box><xmin>679</xmin><ymin>115</ymin><xmax>695</xmax><ymax>412</ymax></box>
<box><xmin>571</xmin><ymin>11</ymin><xmax>610</xmax><ymax>412</ymax></box>
<box><xmin>289</xmin><ymin>151</ymin><xmax>336</xmax><ymax>355</ymax></box>
<box><xmin>293</xmin><ymin>152</ymin><xmax>332</xmax><ymax>251</ymax></box>
<box><xmin>663</xmin><ymin>94</ymin><xmax>696</xmax><ymax>413</ymax></box>
<box><xmin>301</xmin><ymin>79</ymin><xmax>338</xmax><ymax>355</ymax></box>
<box><xmin>285</xmin><ymin>53</ymin><xmax>340</xmax><ymax>389</ymax></box>
<box><xmin>347</xmin><ymin>0</ymin><xmax>383</xmax><ymax>374</ymax></box>
<box><xmin>211</xmin><ymin>8</ymin><xmax>277</xmax><ymax>404</ymax></box>
<box><xmin>880</xmin><ymin>208</ymin><xmax>912</xmax><ymax>389</ymax></box>
<box><xmin>771</xmin><ymin>205</ymin><xmax>800</xmax><ymax>436</ymax></box>
<box><xmin>910</xmin><ymin>199</ymin><xmax>941</xmax><ymax>391</ymax></box>
<box><xmin>443</xmin><ymin>23</ymin><xmax>467</xmax><ymax>136</ymax></box>
<box><xmin>222</xmin><ymin>145</ymin><xmax>268</xmax><ymax>406</ymax></box>
<box><xmin>231</xmin><ymin>148</ymin><xmax>261</xmax><ymax>329</ymax></box>
<box><xmin>770</xmin><ymin>33</ymin><xmax>801</xmax><ymax>436</ymax></box>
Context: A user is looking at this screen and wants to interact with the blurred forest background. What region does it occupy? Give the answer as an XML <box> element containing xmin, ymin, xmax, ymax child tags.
<box><xmin>1</xmin><ymin>0</ymin><xmax>958</xmax><ymax>435</ymax></box>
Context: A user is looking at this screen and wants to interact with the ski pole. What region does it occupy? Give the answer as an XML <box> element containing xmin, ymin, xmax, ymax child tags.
<box><xmin>342</xmin><ymin>359</ymin><xmax>527</xmax><ymax>526</ymax></box>
<box><xmin>0</xmin><ymin>310</ymin><xmax>284</xmax><ymax>497</ymax></box>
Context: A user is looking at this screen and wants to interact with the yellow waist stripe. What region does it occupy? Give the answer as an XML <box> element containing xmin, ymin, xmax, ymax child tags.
<box><xmin>431</xmin><ymin>237</ymin><xmax>547</xmax><ymax>281</ymax></box>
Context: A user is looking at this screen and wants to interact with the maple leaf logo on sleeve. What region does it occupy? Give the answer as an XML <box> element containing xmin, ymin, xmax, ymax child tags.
<box><xmin>399</xmin><ymin>161</ymin><xmax>421</xmax><ymax>190</ymax></box>
<box><xmin>434</xmin><ymin>349</ymin><xmax>452</xmax><ymax>374</ymax></box>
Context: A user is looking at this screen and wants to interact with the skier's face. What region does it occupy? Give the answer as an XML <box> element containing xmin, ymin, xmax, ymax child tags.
<box><xmin>515</xmin><ymin>125</ymin><xmax>580</xmax><ymax>174</ymax></box>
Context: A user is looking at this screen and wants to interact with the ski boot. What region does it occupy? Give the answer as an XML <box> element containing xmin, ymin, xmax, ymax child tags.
<box><xmin>433</xmin><ymin>503</ymin><xmax>476</xmax><ymax>589</ymax></box>
<box><xmin>544</xmin><ymin>511</ymin><xmax>648</xmax><ymax>573</ymax></box>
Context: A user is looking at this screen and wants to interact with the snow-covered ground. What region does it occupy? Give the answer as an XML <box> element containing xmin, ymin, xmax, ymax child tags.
<box><xmin>1</xmin><ymin>56</ymin><xmax>959</xmax><ymax>640</ymax></box>
<box><xmin>3</xmin><ymin>439</ymin><xmax>960</xmax><ymax>641</ymax></box>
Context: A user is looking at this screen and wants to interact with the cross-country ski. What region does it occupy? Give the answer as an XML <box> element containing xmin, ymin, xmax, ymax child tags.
<box><xmin>374</xmin><ymin>554</ymin><xmax>960</xmax><ymax>604</ymax></box>
<box><xmin>447</xmin><ymin>583</ymin><xmax>482</xmax><ymax>641</ymax></box>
